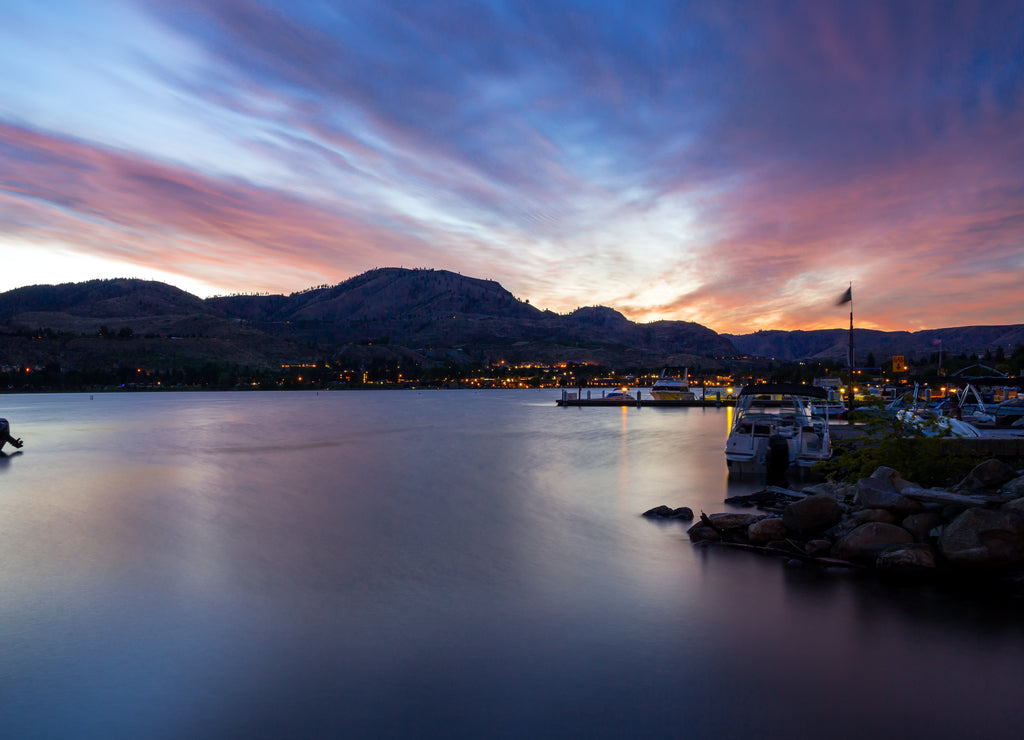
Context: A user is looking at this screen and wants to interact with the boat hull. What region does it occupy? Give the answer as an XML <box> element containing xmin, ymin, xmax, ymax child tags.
<box><xmin>649</xmin><ymin>390</ymin><xmax>696</xmax><ymax>401</ymax></box>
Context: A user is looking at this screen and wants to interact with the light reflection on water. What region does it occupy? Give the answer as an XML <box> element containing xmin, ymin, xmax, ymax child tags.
<box><xmin>1</xmin><ymin>391</ymin><xmax>1023</xmax><ymax>738</ymax></box>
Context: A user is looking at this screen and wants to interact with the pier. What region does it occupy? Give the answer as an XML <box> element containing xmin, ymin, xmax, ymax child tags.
<box><xmin>555</xmin><ymin>390</ymin><xmax>736</xmax><ymax>408</ymax></box>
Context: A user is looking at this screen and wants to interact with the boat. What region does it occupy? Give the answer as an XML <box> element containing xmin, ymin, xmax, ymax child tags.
<box><xmin>649</xmin><ymin>368</ymin><xmax>696</xmax><ymax>401</ymax></box>
<box><xmin>725</xmin><ymin>383</ymin><xmax>832</xmax><ymax>475</ymax></box>
<box><xmin>810</xmin><ymin>378</ymin><xmax>847</xmax><ymax>417</ymax></box>
<box><xmin>948</xmin><ymin>384</ymin><xmax>996</xmax><ymax>426</ymax></box>
<box><xmin>602</xmin><ymin>387</ymin><xmax>638</xmax><ymax>403</ymax></box>
<box><xmin>895</xmin><ymin>409</ymin><xmax>981</xmax><ymax>438</ymax></box>
<box><xmin>994</xmin><ymin>397</ymin><xmax>1024</xmax><ymax>427</ymax></box>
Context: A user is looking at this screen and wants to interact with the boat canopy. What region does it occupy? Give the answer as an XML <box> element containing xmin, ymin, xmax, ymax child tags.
<box><xmin>739</xmin><ymin>383</ymin><xmax>829</xmax><ymax>399</ymax></box>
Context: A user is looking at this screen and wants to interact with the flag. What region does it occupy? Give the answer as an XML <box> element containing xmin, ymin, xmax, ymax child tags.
<box><xmin>836</xmin><ymin>286</ymin><xmax>852</xmax><ymax>305</ymax></box>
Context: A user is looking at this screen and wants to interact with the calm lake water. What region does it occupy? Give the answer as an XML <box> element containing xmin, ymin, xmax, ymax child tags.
<box><xmin>2</xmin><ymin>390</ymin><xmax>1023</xmax><ymax>738</ymax></box>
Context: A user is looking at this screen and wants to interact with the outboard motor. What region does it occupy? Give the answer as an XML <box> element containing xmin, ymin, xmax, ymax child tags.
<box><xmin>765</xmin><ymin>434</ymin><xmax>789</xmax><ymax>487</ymax></box>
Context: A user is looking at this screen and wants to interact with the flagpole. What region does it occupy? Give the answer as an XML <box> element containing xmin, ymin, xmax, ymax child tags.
<box><xmin>847</xmin><ymin>282</ymin><xmax>854</xmax><ymax>416</ymax></box>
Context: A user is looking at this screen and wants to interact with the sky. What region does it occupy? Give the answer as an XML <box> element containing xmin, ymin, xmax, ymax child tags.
<box><xmin>1</xmin><ymin>0</ymin><xmax>1022</xmax><ymax>333</ymax></box>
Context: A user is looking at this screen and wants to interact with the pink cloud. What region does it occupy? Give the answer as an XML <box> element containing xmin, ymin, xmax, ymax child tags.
<box><xmin>0</xmin><ymin>122</ymin><xmax>457</xmax><ymax>293</ymax></box>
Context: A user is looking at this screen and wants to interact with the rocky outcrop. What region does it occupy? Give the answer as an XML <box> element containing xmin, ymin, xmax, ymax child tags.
<box><xmin>642</xmin><ymin>505</ymin><xmax>694</xmax><ymax>521</ymax></box>
<box><xmin>672</xmin><ymin>459</ymin><xmax>1024</xmax><ymax>581</ymax></box>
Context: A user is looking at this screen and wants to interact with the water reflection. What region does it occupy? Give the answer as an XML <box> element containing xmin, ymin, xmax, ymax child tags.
<box><xmin>1</xmin><ymin>391</ymin><xmax>1023</xmax><ymax>739</ymax></box>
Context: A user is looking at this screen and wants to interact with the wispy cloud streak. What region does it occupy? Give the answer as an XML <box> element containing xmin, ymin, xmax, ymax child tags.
<box><xmin>0</xmin><ymin>0</ymin><xmax>1022</xmax><ymax>331</ymax></box>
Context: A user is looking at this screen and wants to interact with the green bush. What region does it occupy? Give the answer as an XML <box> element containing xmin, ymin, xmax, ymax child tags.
<box><xmin>816</xmin><ymin>413</ymin><xmax>987</xmax><ymax>487</ymax></box>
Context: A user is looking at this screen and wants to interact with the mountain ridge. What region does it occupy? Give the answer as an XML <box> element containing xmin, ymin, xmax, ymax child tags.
<box><xmin>1</xmin><ymin>269</ymin><xmax>1021</xmax><ymax>373</ymax></box>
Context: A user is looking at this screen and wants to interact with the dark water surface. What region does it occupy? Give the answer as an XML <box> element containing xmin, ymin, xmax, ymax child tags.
<box><xmin>1</xmin><ymin>391</ymin><xmax>1022</xmax><ymax>738</ymax></box>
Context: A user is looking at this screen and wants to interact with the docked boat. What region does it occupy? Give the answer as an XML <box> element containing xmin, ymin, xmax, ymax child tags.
<box><xmin>725</xmin><ymin>383</ymin><xmax>832</xmax><ymax>475</ymax></box>
<box><xmin>649</xmin><ymin>368</ymin><xmax>696</xmax><ymax>401</ymax></box>
<box><xmin>895</xmin><ymin>409</ymin><xmax>981</xmax><ymax>438</ymax></box>
<box><xmin>886</xmin><ymin>382</ymin><xmax>983</xmax><ymax>437</ymax></box>
<box><xmin>810</xmin><ymin>378</ymin><xmax>846</xmax><ymax>417</ymax></box>
<box><xmin>949</xmin><ymin>384</ymin><xmax>995</xmax><ymax>426</ymax></box>
<box><xmin>602</xmin><ymin>387</ymin><xmax>638</xmax><ymax>403</ymax></box>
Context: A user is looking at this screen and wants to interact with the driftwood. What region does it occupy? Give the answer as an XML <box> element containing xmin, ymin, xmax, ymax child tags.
<box><xmin>714</xmin><ymin>539</ymin><xmax>864</xmax><ymax>568</ymax></box>
<box><xmin>901</xmin><ymin>488</ymin><xmax>1017</xmax><ymax>508</ymax></box>
<box><xmin>765</xmin><ymin>485</ymin><xmax>810</xmax><ymax>499</ymax></box>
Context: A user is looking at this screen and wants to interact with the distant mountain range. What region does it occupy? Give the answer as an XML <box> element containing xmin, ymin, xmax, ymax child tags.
<box><xmin>723</xmin><ymin>326</ymin><xmax>1024</xmax><ymax>364</ymax></box>
<box><xmin>1</xmin><ymin>267</ymin><xmax>1021</xmax><ymax>372</ymax></box>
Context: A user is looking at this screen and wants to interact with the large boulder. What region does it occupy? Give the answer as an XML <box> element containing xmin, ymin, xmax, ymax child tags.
<box><xmin>1003</xmin><ymin>497</ymin><xmax>1024</xmax><ymax>517</ymax></box>
<box><xmin>1003</xmin><ymin>476</ymin><xmax>1024</xmax><ymax>497</ymax></box>
<box><xmin>642</xmin><ymin>505</ymin><xmax>694</xmax><ymax>520</ymax></box>
<box><xmin>832</xmin><ymin>522</ymin><xmax>914</xmax><ymax>564</ymax></box>
<box><xmin>938</xmin><ymin>508</ymin><xmax>1024</xmax><ymax>567</ymax></box>
<box><xmin>954</xmin><ymin>459</ymin><xmax>1018</xmax><ymax>492</ymax></box>
<box><xmin>686</xmin><ymin>522</ymin><xmax>720</xmax><ymax>543</ymax></box>
<box><xmin>855</xmin><ymin>476</ymin><xmax>923</xmax><ymax>514</ymax></box>
<box><xmin>642</xmin><ymin>505</ymin><xmax>674</xmax><ymax>518</ymax></box>
<box><xmin>782</xmin><ymin>494</ymin><xmax>843</xmax><ymax>536</ymax></box>
<box><xmin>748</xmin><ymin>516</ymin><xmax>789</xmax><ymax>545</ymax></box>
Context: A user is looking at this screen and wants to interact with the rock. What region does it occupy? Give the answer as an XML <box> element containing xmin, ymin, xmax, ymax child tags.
<box><xmin>832</xmin><ymin>522</ymin><xmax>914</xmax><ymax>564</ymax></box>
<box><xmin>1002</xmin><ymin>497</ymin><xmax>1024</xmax><ymax>517</ymax></box>
<box><xmin>954</xmin><ymin>459</ymin><xmax>1018</xmax><ymax>492</ymax></box>
<box><xmin>643</xmin><ymin>505</ymin><xmax>694</xmax><ymax>520</ymax></box>
<box><xmin>832</xmin><ymin>483</ymin><xmax>857</xmax><ymax>502</ymax></box>
<box><xmin>707</xmin><ymin>512</ymin><xmax>761</xmax><ymax>532</ymax></box>
<box><xmin>938</xmin><ymin>508</ymin><xmax>1024</xmax><ymax>567</ymax></box>
<box><xmin>1003</xmin><ymin>476</ymin><xmax>1024</xmax><ymax>497</ymax></box>
<box><xmin>783</xmin><ymin>494</ymin><xmax>843</xmax><ymax>536</ymax></box>
<box><xmin>687</xmin><ymin>522</ymin><xmax>721</xmax><ymax>542</ymax></box>
<box><xmin>748</xmin><ymin>516</ymin><xmax>789</xmax><ymax>545</ymax></box>
<box><xmin>870</xmin><ymin>465</ymin><xmax>916</xmax><ymax>492</ymax></box>
<box><xmin>642</xmin><ymin>505</ymin><xmax>675</xmax><ymax>518</ymax></box>
<box><xmin>801</xmin><ymin>482</ymin><xmax>837</xmax><ymax>497</ymax></box>
<box><xmin>805</xmin><ymin>539</ymin><xmax>832</xmax><ymax>557</ymax></box>
<box><xmin>901</xmin><ymin>512</ymin><xmax>946</xmax><ymax>543</ymax></box>
<box><xmin>853</xmin><ymin>508</ymin><xmax>899</xmax><ymax>525</ymax></box>
<box><xmin>876</xmin><ymin>544</ymin><xmax>937</xmax><ymax>571</ymax></box>
<box><xmin>855</xmin><ymin>476</ymin><xmax>923</xmax><ymax>514</ymax></box>
<box><xmin>941</xmin><ymin>504</ymin><xmax>968</xmax><ymax>521</ymax></box>
<box><xmin>828</xmin><ymin>508</ymin><xmax>896</xmax><ymax>539</ymax></box>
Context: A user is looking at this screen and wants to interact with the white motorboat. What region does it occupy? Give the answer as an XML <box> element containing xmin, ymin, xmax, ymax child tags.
<box><xmin>725</xmin><ymin>383</ymin><xmax>832</xmax><ymax>475</ymax></box>
<box><xmin>895</xmin><ymin>409</ymin><xmax>981</xmax><ymax>438</ymax></box>
<box><xmin>649</xmin><ymin>368</ymin><xmax>696</xmax><ymax>401</ymax></box>
<box><xmin>887</xmin><ymin>382</ymin><xmax>982</xmax><ymax>437</ymax></box>
<box><xmin>809</xmin><ymin>378</ymin><xmax>846</xmax><ymax>417</ymax></box>
<box><xmin>602</xmin><ymin>387</ymin><xmax>638</xmax><ymax>403</ymax></box>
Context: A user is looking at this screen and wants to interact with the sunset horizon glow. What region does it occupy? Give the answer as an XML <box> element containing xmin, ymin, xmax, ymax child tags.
<box><xmin>2</xmin><ymin>1</ymin><xmax>1022</xmax><ymax>334</ymax></box>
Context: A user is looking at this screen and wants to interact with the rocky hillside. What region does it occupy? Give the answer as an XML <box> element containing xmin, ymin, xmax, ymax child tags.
<box><xmin>3</xmin><ymin>270</ymin><xmax>1020</xmax><ymax>373</ymax></box>
<box><xmin>0</xmin><ymin>270</ymin><xmax>734</xmax><ymax>370</ymax></box>
<box><xmin>206</xmin><ymin>268</ymin><xmax>735</xmax><ymax>366</ymax></box>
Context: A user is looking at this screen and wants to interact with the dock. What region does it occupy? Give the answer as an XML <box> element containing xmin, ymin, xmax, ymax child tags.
<box><xmin>555</xmin><ymin>390</ymin><xmax>736</xmax><ymax>408</ymax></box>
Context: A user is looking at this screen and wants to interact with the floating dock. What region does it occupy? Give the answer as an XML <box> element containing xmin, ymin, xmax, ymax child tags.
<box><xmin>555</xmin><ymin>390</ymin><xmax>736</xmax><ymax>408</ymax></box>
